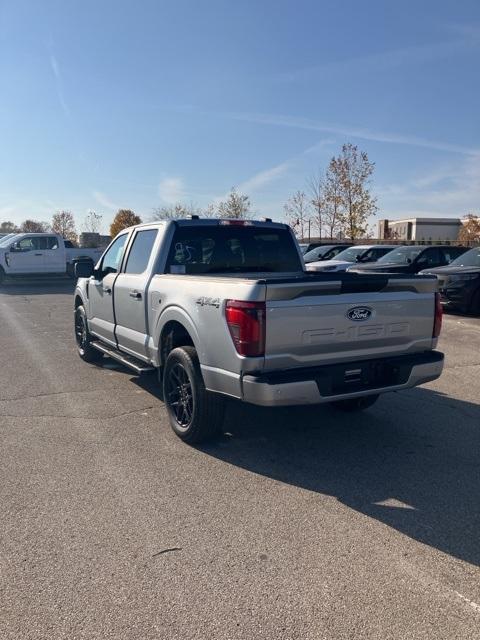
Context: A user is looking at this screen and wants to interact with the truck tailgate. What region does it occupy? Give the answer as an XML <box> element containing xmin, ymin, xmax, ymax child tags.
<box><xmin>264</xmin><ymin>274</ymin><xmax>437</xmax><ymax>371</ymax></box>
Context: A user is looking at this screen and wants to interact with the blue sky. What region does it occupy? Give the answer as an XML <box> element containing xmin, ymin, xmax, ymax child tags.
<box><xmin>0</xmin><ymin>0</ymin><xmax>479</xmax><ymax>232</ymax></box>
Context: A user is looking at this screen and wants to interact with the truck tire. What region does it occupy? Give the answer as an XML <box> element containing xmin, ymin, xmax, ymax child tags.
<box><xmin>163</xmin><ymin>346</ymin><xmax>225</xmax><ymax>444</ymax></box>
<box><xmin>74</xmin><ymin>305</ymin><xmax>103</xmax><ymax>363</ymax></box>
<box><xmin>332</xmin><ymin>394</ymin><xmax>380</xmax><ymax>412</ymax></box>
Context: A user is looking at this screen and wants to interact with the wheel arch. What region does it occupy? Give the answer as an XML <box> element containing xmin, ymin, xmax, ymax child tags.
<box><xmin>155</xmin><ymin>307</ymin><xmax>202</xmax><ymax>367</ymax></box>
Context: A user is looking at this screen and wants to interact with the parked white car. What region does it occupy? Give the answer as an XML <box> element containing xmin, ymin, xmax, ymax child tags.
<box><xmin>306</xmin><ymin>244</ymin><xmax>397</xmax><ymax>272</ymax></box>
<box><xmin>0</xmin><ymin>232</ymin><xmax>103</xmax><ymax>284</ymax></box>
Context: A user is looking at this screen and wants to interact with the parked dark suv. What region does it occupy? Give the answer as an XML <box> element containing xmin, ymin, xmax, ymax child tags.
<box><xmin>347</xmin><ymin>245</ymin><xmax>468</xmax><ymax>274</ymax></box>
<box><xmin>419</xmin><ymin>247</ymin><xmax>480</xmax><ymax>314</ymax></box>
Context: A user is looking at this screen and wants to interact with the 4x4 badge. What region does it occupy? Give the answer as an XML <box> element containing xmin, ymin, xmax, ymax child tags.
<box><xmin>196</xmin><ymin>296</ymin><xmax>220</xmax><ymax>309</ymax></box>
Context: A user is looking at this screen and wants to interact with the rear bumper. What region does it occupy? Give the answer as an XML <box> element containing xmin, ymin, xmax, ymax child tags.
<box><xmin>242</xmin><ymin>351</ymin><xmax>444</xmax><ymax>407</ymax></box>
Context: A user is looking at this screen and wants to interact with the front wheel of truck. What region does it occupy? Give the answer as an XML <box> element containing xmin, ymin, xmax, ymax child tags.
<box><xmin>74</xmin><ymin>305</ymin><xmax>103</xmax><ymax>363</ymax></box>
<box><xmin>332</xmin><ymin>394</ymin><xmax>380</xmax><ymax>412</ymax></box>
<box><xmin>163</xmin><ymin>346</ymin><xmax>225</xmax><ymax>444</ymax></box>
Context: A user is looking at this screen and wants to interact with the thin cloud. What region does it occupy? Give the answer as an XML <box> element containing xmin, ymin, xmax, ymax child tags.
<box><xmin>158</xmin><ymin>177</ymin><xmax>184</xmax><ymax>204</ymax></box>
<box><xmin>222</xmin><ymin>111</ymin><xmax>480</xmax><ymax>157</ymax></box>
<box><xmin>276</xmin><ymin>27</ymin><xmax>480</xmax><ymax>83</ymax></box>
<box><xmin>93</xmin><ymin>190</ymin><xmax>119</xmax><ymax>211</ymax></box>
<box><xmin>376</xmin><ymin>156</ymin><xmax>480</xmax><ymax>217</ymax></box>
<box><xmin>237</xmin><ymin>162</ymin><xmax>290</xmax><ymax>193</ymax></box>
<box><xmin>277</xmin><ymin>40</ymin><xmax>474</xmax><ymax>83</ymax></box>
<box><xmin>49</xmin><ymin>54</ymin><xmax>70</xmax><ymax>118</ymax></box>
<box><xmin>237</xmin><ymin>138</ymin><xmax>335</xmax><ymax>195</ymax></box>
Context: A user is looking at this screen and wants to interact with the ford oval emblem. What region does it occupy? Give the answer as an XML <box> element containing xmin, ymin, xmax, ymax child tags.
<box><xmin>347</xmin><ymin>306</ymin><xmax>372</xmax><ymax>322</ymax></box>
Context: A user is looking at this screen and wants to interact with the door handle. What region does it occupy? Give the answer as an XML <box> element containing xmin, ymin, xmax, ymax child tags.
<box><xmin>102</xmin><ymin>287</ymin><xmax>112</xmax><ymax>294</ymax></box>
<box><xmin>129</xmin><ymin>290</ymin><xmax>142</xmax><ymax>300</ymax></box>
<box><xmin>35</xmin><ymin>253</ymin><xmax>43</xmax><ymax>256</ymax></box>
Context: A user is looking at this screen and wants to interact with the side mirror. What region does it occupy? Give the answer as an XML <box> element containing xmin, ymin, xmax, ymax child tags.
<box><xmin>355</xmin><ymin>255</ymin><xmax>362</xmax><ymax>262</ymax></box>
<box><xmin>406</xmin><ymin>258</ymin><xmax>413</xmax><ymax>264</ymax></box>
<box><xmin>74</xmin><ymin>260</ymin><xmax>94</xmax><ymax>278</ymax></box>
<box><xmin>9</xmin><ymin>242</ymin><xmax>19</xmax><ymax>252</ymax></box>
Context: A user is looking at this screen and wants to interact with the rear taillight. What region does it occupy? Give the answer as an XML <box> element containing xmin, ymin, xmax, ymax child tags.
<box><xmin>225</xmin><ymin>300</ymin><xmax>266</xmax><ymax>357</ymax></box>
<box><xmin>433</xmin><ymin>292</ymin><xmax>443</xmax><ymax>338</ymax></box>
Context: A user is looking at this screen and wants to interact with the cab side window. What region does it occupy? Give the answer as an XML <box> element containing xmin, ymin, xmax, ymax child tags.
<box><xmin>17</xmin><ymin>237</ymin><xmax>35</xmax><ymax>251</ymax></box>
<box><xmin>45</xmin><ymin>236</ymin><xmax>59</xmax><ymax>250</ymax></box>
<box><xmin>124</xmin><ymin>229</ymin><xmax>158</xmax><ymax>274</ymax></box>
<box><xmin>100</xmin><ymin>234</ymin><xmax>128</xmax><ymax>276</ymax></box>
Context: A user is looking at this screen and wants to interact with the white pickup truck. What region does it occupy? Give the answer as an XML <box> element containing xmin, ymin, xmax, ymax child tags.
<box><xmin>0</xmin><ymin>232</ymin><xmax>103</xmax><ymax>284</ymax></box>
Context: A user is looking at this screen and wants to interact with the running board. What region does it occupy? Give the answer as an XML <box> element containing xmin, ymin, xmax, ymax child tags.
<box><xmin>91</xmin><ymin>341</ymin><xmax>155</xmax><ymax>374</ymax></box>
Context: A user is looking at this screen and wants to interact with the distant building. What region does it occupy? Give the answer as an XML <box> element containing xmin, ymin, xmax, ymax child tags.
<box><xmin>378</xmin><ymin>217</ymin><xmax>462</xmax><ymax>242</ymax></box>
<box><xmin>79</xmin><ymin>232</ymin><xmax>111</xmax><ymax>248</ymax></box>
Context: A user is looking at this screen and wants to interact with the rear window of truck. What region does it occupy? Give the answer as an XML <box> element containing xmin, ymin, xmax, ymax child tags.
<box><xmin>166</xmin><ymin>225</ymin><xmax>302</xmax><ymax>274</ymax></box>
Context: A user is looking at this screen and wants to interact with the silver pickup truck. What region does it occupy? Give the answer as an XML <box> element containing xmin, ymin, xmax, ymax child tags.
<box><xmin>73</xmin><ymin>219</ymin><xmax>444</xmax><ymax>443</ymax></box>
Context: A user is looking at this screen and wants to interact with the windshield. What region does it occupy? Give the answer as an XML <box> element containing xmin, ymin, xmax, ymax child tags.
<box><xmin>449</xmin><ymin>247</ymin><xmax>480</xmax><ymax>267</ymax></box>
<box><xmin>377</xmin><ymin>246</ymin><xmax>423</xmax><ymax>264</ymax></box>
<box><xmin>303</xmin><ymin>245</ymin><xmax>335</xmax><ymax>262</ymax></box>
<box><xmin>0</xmin><ymin>233</ymin><xmax>20</xmax><ymax>247</ymax></box>
<box><xmin>167</xmin><ymin>226</ymin><xmax>303</xmax><ymax>274</ymax></box>
<box><xmin>333</xmin><ymin>246</ymin><xmax>370</xmax><ymax>262</ymax></box>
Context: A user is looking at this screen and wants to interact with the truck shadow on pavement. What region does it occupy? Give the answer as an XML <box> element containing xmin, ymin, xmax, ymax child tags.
<box><xmin>196</xmin><ymin>388</ymin><xmax>480</xmax><ymax>568</ymax></box>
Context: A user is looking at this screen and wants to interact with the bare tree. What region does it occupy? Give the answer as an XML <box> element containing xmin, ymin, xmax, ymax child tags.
<box><xmin>152</xmin><ymin>202</ymin><xmax>202</xmax><ymax>221</ymax></box>
<box><xmin>322</xmin><ymin>160</ymin><xmax>344</xmax><ymax>239</ymax></box>
<box><xmin>21</xmin><ymin>220</ymin><xmax>51</xmax><ymax>233</ymax></box>
<box><xmin>215</xmin><ymin>187</ymin><xmax>252</xmax><ymax>219</ymax></box>
<box><xmin>51</xmin><ymin>210</ymin><xmax>77</xmax><ymax>243</ymax></box>
<box><xmin>284</xmin><ymin>191</ymin><xmax>311</xmax><ymax>239</ymax></box>
<box><xmin>331</xmin><ymin>143</ymin><xmax>377</xmax><ymax>241</ymax></box>
<box><xmin>82</xmin><ymin>210</ymin><xmax>103</xmax><ymax>234</ymax></box>
<box><xmin>306</xmin><ymin>172</ymin><xmax>325</xmax><ymax>238</ymax></box>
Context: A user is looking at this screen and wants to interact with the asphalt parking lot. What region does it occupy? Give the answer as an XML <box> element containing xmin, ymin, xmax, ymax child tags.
<box><xmin>1</xmin><ymin>280</ymin><xmax>479</xmax><ymax>640</ymax></box>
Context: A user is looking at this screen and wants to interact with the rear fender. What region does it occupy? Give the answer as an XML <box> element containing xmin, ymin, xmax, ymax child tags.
<box><xmin>152</xmin><ymin>305</ymin><xmax>202</xmax><ymax>367</ymax></box>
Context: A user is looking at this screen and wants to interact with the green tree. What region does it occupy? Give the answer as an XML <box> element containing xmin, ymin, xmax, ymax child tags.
<box><xmin>110</xmin><ymin>209</ymin><xmax>141</xmax><ymax>237</ymax></box>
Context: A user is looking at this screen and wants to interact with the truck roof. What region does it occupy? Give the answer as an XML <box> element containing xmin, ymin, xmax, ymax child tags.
<box><xmin>123</xmin><ymin>218</ymin><xmax>287</xmax><ymax>232</ymax></box>
<box><xmin>9</xmin><ymin>232</ymin><xmax>62</xmax><ymax>236</ymax></box>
